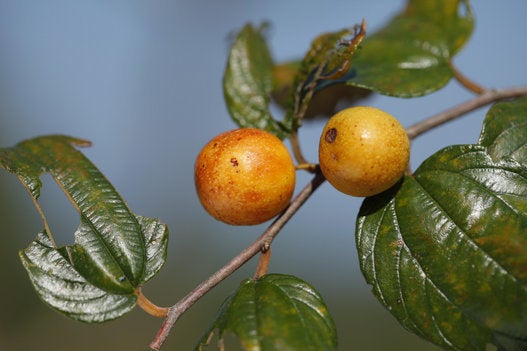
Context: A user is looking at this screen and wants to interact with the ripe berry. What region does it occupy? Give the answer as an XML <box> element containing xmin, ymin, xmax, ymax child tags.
<box><xmin>318</xmin><ymin>106</ymin><xmax>410</xmax><ymax>197</ymax></box>
<box><xmin>195</xmin><ymin>128</ymin><xmax>296</xmax><ymax>225</ymax></box>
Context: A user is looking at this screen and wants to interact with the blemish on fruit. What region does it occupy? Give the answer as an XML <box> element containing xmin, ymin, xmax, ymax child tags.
<box><xmin>230</xmin><ymin>157</ymin><xmax>239</xmax><ymax>167</ymax></box>
<box><xmin>325</xmin><ymin>128</ymin><xmax>338</xmax><ymax>143</ymax></box>
<box><xmin>318</xmin><ymin>106</ymin><xmax>409</xmax><ymax>197</ymax></box>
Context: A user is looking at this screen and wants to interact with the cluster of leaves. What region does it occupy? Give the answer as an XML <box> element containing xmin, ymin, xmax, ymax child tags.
<box><xmin>0</xmin><ymin>136</ymin><xmax>169</xmax><ymax>322</ymax></box>
<box><xmin>0</xmin><ymin>0</ymin><xmax>525</xmax><ymax>350</ymax></box>
<box><xmin>224</xmin><ymin>0</ymin><xmax>474</xmax><ymax>139</ymax></box>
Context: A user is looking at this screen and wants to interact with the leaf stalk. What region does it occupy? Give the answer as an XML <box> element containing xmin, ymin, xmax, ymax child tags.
<box><xmin>136</xmin><ymin>288</ymin><xmax>169</xmax><ymax>318</ymax></box>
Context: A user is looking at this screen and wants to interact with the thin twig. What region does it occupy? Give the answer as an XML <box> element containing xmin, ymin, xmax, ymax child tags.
<box><xmin>406</xmin><ymin>86</ymin><xmax>527</xmax><ymax>140</ymax></box>
<box><xmin>289</xmin><ymin>20</ymin><xmax>367</xmax><ymax>166</ymax></box>
<box><xmin>149</xmin><ymin>170</ymin><xmax>326</xmax><ymax>351</ymax></box>
<box><xmin>149</xmin><ymin>85</ymin><xmax>527</xmax><ymax>350</ymax></box>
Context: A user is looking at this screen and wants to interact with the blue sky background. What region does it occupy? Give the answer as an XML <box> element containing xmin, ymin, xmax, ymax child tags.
<box><xmin>0</xmin><ymin>1</ymin><xmax>525</xmax><ymax>350</ymax></box>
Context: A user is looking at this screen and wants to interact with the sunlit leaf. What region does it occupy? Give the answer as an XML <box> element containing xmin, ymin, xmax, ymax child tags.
<box><xmin>0</xmin><ymin>135</ymin><xmax>168</xmax><ymax>322</ymax></box>
<box><xmin>20</xmin><ymin>230</ymin><xmax>137</xmax><ymax>322</ymax></box>
<box><xmin>479</xmin><ymin>96</ymin><xmax>527</xmax><ymax>163</ymax></box>
<box><xmin>196</xmin><ymin>274</ymin><xmax>337</xmax><ymax>350</ymax></box>
<box><xmin>345</xmin><ymin>0</ymin><xmax>474</xmax><ymax>96</ymax></box>
<box><xmin>224</xmin><ymin>23</ymin><xmax>292</xmax><ymax>139</ymax></box>
<box><xmin>356</xmin><ymin>97</ymin><xmax>527</xmax><ymax>350</ymax></box>
<box><xmin>275</xmin><ymin>0</ymin><xmax>474</xmax><ymax>100</ymax></box>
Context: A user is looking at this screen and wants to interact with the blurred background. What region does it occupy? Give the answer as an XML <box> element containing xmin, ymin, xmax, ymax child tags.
<box><xmin>0</xmin><ymin>1</ymin><xmax>525</xmax><ymax>350</ymax></box>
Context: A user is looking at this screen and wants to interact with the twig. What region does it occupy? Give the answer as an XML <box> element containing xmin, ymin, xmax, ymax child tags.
<box><xmin>149</xmin><ymin>170</ymin><xmax>326</xmax><ymax>351</ymax></box>
<box><xmin>149</xmin><ymin>85</ymin><xmax>527</xmax><ymax>350</ymax></box>
<box><xmin>289</xmin><ymin>21</ymin><xmax>367</xmax><ymax>166</ymax></box>
<box><xmin>406</xmin><ymin>86</ymin><xmax>527</xmax><ymax>140</ymax></box>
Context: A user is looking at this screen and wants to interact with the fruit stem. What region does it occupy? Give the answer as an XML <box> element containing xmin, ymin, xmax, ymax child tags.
<box><xmin>135</xmin><ymin>288</ymin><xmax>169</xmax><ymax>318</ymax></box>
<box><xmin>289</xmin><ymin>131</ymin><xmax>310</xmax><ymax>165</ymax></box>
<box><xmin>295</xmin><ymin>162</ymin><xmax>319</xmax><ymax>173</ymax></box>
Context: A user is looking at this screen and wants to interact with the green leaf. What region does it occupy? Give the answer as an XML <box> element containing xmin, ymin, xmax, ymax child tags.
<box><xmin>346</xmin><ymin>0</ymin><xmax>474</xmax><ymax>96</ymax></box>
<box><xmin>196</xmin><ymin>274</ymin><xmax>337</xmax><ymax>351</ymax></box>
<box><xmin>356</xmin><ymin>98</ymin><xmax>527</xmax><ymax>350</ymax></box>
<box><xmin>224</xmin><ymin>23</ymin><xmax>292</xmax><ymax>139</ymax></box>
<box><xmin>479</xmin><ymin>96</ymin><xmax>527</xmax><ymax>163</ymax></box>
<box><xmin>272</xmin><ymin>62</ymin><xmax>372</xmax><ymax>120</ymax></box>
<box><xmin>272</xmin><ymin>0</ymin><xmax>473</xmax><ymax>123</ymax></box>
<box><xmin>20</xmin><ymin>230</ymin><xmax>137</xmax><ymax>322</ymax></box>
<box><xmin>0</xmin><ymin>135</ymin><xmax>168</xmax><ymax>322</ymax></box>
<box><xmin>283</xmin><ymin>24</ymin><xmax>366</xmax><ymax>128</ymax></box>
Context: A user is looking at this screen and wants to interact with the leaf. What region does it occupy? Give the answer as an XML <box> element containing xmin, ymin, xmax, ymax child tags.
<box><xmin>223</xmin><ymin>23</ymin><xmax>292</xmax><ymax>139</ymax></box>
<box><xmin>272</xmin><ymin>61</ymin><xmax>372</xmax><ymax>119</ymax></box>
<box><xmin>0</xmin><ymin>135</ymin><xmax>168</xmax><ymax>322</ymax></box>
<box><xmin>282</xmin><ymin>23</ymin><xmax>366</xmax><ymax>128</ymax></box>
<box><xmin>345</xmin><ymin>0</ymin><xmax>474</xmax><ymax>96</ymax></box>
<box><xmin>275</xmin><ymin>0</ymin><xmax>474</xmax><ymax>99</ymax></box>
<box><xmin>479</xmin><ymin>96</ymin><xmax>527</xmax><ymax>163</ymax></box>
<box><xmin>196</xmin><ymin>274</ymin><xmax>337</xmax><ymax>351</ymax></box>
<box><xmin>356</xmin><ymin>98</ymin><xmax>527</xmax><ymax>350</ymax></box>
<box><xmin>20</xmin><ymin>230</ymin><xmax>137</xmax><ymax>322</ymax></box>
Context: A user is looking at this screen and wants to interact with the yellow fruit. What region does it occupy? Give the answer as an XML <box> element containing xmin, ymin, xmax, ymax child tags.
<box><xmin>318</xmin><ymin>106</ymin><xmax>410</xmax><ymax>197</ymax></box>
<box><xmin>194</xmin><ymin>128</ymin><xmax>296</xmax><ymax>225</ymax></box>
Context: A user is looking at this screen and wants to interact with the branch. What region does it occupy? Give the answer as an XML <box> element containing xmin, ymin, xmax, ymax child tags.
<box><xmin>149</xmin><ymin>85</ymin><xmax>527</xmax><ymax>350</ymax></box>
<box><xmin>406</xmin><ymin>86</ymin><xmax>527</xmax><ymax>140</ymax></box>
<box><xmin>150</xmin><ymin>170</ymin><xmax>326</xmax><ymax>351</ymax></box>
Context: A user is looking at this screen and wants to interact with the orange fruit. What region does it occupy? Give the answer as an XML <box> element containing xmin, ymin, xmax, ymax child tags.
<box><xmin>319</xmin><ymin>106</ymin><xmax>409</xmax><ymax>197</ymax></box>
<box><xmin>195</xmin><ymin>128</ymin><xmax>296</xmax><ymax>225</ymax></box>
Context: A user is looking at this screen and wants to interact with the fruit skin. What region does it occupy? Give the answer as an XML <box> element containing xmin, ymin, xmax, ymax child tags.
<box><xmin>195</xmin><ymin>128</ymin><xmax>296</xmax><ymax>225</ymax></box>
<box><xmin>318</xmin><ymin>106</ymin><xmax>410</xmax><ymax>197</ymax></box>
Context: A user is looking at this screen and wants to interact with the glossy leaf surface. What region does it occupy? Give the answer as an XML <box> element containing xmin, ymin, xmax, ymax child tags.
<box><xmin>223</xmin><ymin>23</ymin><xmax>291</xmax><ymax>139</ymax></box>
<box><xmin>21</xmin><ymin>230</ymin><xmax>132</xmax><ymax>322</ymax></box>
<box><xmin>356</xmin><ymin>98</ymin><xmax>527</xmax><ymax>350</ymax></box>
<box><xmin>196</xmin><ymin>274</ymin><xmax>337</xmax><ymax>351</ymax></box>
<box><xmin>274</xmin><ymin>0</ymin><xmax>474</xmax><ymax>100</ymax></box>
<box><xmin>345</xmin><ymin>0</ymin><xmax>474</xmax><ymax>96</ymax></box>
<box><xmin>479</xmin><ymin>96</ymin><xmax>527</xmax><ymax>163</ymax></box>
<box><xmin>0</xmin><ymin>135</ymin><xmax>168</xmax><ymax>322</ymax></box>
